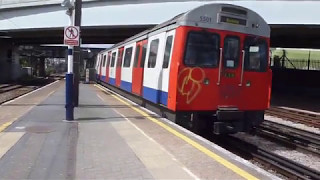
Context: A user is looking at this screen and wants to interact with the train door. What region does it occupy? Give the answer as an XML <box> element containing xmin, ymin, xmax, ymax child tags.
<box><xmin>120</xmin><ymin>43</ymin><xmax>135</xmax><ymax>92</ymax></box>
<box><xmin>98</xmin><ymin>54</ymin><xmax>103</xmax><ymax>80</ymax></box>
<box><xmin>132</xmin><ymin>40</ymin><xmax>147</xmax><ymax>95</ymax></box>
<box><xmin>105</xmin><ymin>52</ymin><xmax>111</xmax><ymax>83</ymax></box>
<box><xmin>101</xmin><ymin>54</ymin><xmax>107</xmax><ymax>82</ymax></box>
<box><xmin>241</xmin><ymin>36</ymin><xmax>271</xmax><ymax>109</ymax></box>
<box><xmin>218</xmin><ymin>34</ymin><xmax>243</xmax><ymax>106</ymax></box>
<box><xmin>109</xmin><ymin>50</ymin><xmax>118</xmax><ymax>85</ymax></box>
<box><xmin>159</xmin><ymin>30</ymin><xmax>175</xmax><ymax>106</ymax></box>
<box><xmin>116</xmin><ymin>47</ymin><xmax>124</xmax><ymax>87</ymax></box>
<box><xmin>143</xmin><ymin>32</ymin><xmax>166</xmax><ymax>103</ymax></box>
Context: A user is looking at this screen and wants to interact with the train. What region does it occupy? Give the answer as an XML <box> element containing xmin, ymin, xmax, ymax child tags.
<box><xmin>95</xmin><ymin>3</ymin><xmax>272</xmax><ymax>134</ymax></box>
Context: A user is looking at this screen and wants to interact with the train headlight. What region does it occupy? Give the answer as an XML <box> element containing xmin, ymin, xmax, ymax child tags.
<box><xmin>252</xmin><ymin>23</ymin><xmax>259</xmax><ymax>28</ymax></box>
<box><xmin>203</xmin><ymin>78</ymin><xmax>210</xmax><ymax>85</ymax></box>
<box><xmin>246</xmin><ymin>81</ymin><xmax>251</xmax><ymax>87</ymax></box>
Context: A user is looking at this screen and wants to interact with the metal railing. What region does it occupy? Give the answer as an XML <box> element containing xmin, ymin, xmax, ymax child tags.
<box><xmin>271</xmin><ymin>58</ymin><xmax>320</xmax><ymax>71</ymax></box>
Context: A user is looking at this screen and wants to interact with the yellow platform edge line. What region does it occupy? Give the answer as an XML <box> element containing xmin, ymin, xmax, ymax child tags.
<box><xmin>0</xmin><ymin>121</ymin><xmax>13</xmax><ymax>133</ymax></box>
<box><xmin>94</xmin><ymin>84</ymin><xmax>259</xmax><ymax>180</ymax></box>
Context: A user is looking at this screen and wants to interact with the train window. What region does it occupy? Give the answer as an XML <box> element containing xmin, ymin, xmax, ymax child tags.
<box><xmin>140</xmin><ymin>43</ymin><xmax>147</xmax><ymax>68</ymax></box>
<box><xmin>103</xmin><ymin>55</ymin><xmax>106</xmax><ymax>67</ymax></box>
<box><xmin>162</xmin><ymin>35</ymin><xmax>173</xmax><ymax>69</ymax></box>
<box><xmin>184</xmin><ymin>31</ymin><xmax>220</xmax><ymax>67</ymax></box>
<box><xmin>148</xmin><ymin>39</ymin><xmax>159</xmax><ymax>68</ymax></box>
<box><xmin>110</xmin><ymin>52</ymin><xmax>116</xmax><ymax>67</ymax></box>
<box><xmin>99</xmin><ymin>55</ymin><xmax>103</xmax><ymax>67</ymax></box>
<box><xmin>223</xmin><ymin>36</ymin><xmax>240</xmax><ymax>68</ymax></box>
<box><xmin>123</xmin><ymin>47</ymin><xmax>133</xmax><ymax>67</ymax></box>
<box><xmin>133</xmin><ymin>45</ymin><xmax>141</xmax><ymax>67</ymax></box>
<box><xmin>117</xmin><ymin>50</ymin><xmax>123</xmax><ymax>67</ymax></box>
<box><xmin>244</xmin><ymin>37</ymin><xmax>268</xmax><ymax>72</ymax></box>
<box><xmin>97</xmin><ymin>56</ymin><xmax>101</xmax><ymax>68</ymax></box>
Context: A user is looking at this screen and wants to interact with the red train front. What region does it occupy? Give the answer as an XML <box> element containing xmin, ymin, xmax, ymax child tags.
<box><xmin>166</xmin><ymin>4</ymin><xmax>272</xmax><ymax>134</ymax></box>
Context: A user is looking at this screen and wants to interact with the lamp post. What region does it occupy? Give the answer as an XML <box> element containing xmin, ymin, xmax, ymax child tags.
<box><xmin>62</xmin><ymin>0</ymin><xmax>75</xmax><ymax>120</ymax></box>
<box><xmin>73</xmin><ymin>0</ymin><xmax>82</xmax><ymax>107</ymax></box>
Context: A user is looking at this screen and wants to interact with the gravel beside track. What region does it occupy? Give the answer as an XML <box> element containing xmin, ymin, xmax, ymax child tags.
<box><xmin>0</xmin><ymin>86</ymin><xmax>37</xmax><ymax>104</ymax></box>
<box><xmin>213</xmin><ymin>134</ymin><xmax>320</xmax><ymax>180</ymax></box>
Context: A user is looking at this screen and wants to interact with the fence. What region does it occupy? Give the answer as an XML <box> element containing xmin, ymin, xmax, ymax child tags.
<box><xmin>271</xmin><ymin>58</ymin><xmax>320</xmax><ymax>71</ymax></box>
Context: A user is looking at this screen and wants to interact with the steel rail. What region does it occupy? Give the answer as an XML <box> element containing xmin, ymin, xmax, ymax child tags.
<box><xmin>257</xmin><ymin>120</ymin><xmax>320</xmax><ymax>156</ymax></box>
<box><xmin>266</xmin><ymin>107</ymin><xmax>320</xmax><ymax>128</ymax></box>
<box><xmin>0</xmin><ymin>85</ymin><xmax>23</xmax><ymax>94</ymax></box>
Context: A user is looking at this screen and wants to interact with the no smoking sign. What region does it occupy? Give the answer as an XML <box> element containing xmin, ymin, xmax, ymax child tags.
<box><xmin>64</xmin><ymin>26</ymin><xmax>80</xmax><ymax>46</ymax></box>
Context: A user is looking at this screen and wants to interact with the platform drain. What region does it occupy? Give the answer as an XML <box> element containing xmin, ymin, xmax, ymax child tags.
<box><xmin>25</xmin><ymin>125</ymin><xmax>55</xmax><ymax>133</ymax></box>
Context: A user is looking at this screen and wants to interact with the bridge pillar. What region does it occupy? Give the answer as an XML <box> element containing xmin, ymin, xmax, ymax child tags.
<box><xmin>0</xmin><ymin>39</ymin><xmax>21</xmax><ymax>83</ymax></box>
<box><xmin>39</xmin><ymin>57</ymin><xmax>45</xmax><ymax>77</ymax></box>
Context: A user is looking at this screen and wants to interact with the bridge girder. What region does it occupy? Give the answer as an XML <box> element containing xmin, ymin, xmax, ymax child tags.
<box><xmin>2</xmin><ymin>24</ymin><xmax>320</xmax><ymax>49</ymax></box>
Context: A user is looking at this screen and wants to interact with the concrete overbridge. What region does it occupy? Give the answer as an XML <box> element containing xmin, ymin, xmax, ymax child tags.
<box><xmin>1</xmin><ymin>0</ymin><xmax>320</xmax><ymax>47</ymax></box>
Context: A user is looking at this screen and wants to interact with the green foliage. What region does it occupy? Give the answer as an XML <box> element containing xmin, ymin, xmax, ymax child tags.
<box><xmin>46</xmin><ymin>67</ymin><xmax>56</xmax><ymax>75</ymax></box>
<box><xmin>19</xmin><ymin>57</ymin><xmax>29</xmax><ymax>67</ymax></box>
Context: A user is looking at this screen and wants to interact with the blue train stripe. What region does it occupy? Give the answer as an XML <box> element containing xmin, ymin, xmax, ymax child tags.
<box><xmin>160</xmin><ymin>91</ymin><xmax>168</xmax><ymax>106</ymax></box>
<box><xmin>121</xmin><ymin>80</ymin><xmax>132</xmax><ymax>92</ymax></box>
<box><xmin>97</xmin><ymin>75</ymin><xmax>168</xmax><ymax>106</ymax></box>
<box><xmin>109</xmin><ymin>77</ymin><xmax>116</xmax><ymax>85</ymax></box>
<box><xmin>143</xmin><ymin>86</ymin><xmax>168</xmax><ymax>106</ymax></box>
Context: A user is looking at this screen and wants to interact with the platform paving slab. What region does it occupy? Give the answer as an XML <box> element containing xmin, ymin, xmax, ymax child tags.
<box><xmin>93</xmin><ymin>84</ymin><xmax>281</xmax><ymax>180</ymax></box>
<box><xmin>0</xmin><ymin>82</ymin><xmax>194</xmax><ymax>180</ymax></box>
<box><xmin>0</xmin><ymin>82</ymin><xmax>281</xmax><ymax>180</ymax></box>
<box><xmin>0</xmin><ymin>80</ymin><xmax>77</xmax><ymax>179</ymax></box>
<box><xmin>75</xmin><ymin>83</ymin><xmax>192</xmax><ymax>179</ymax></box>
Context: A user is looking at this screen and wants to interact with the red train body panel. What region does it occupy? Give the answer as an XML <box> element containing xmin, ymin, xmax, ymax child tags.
<box><xmin>105</xmin><ymin>52</ymin><xmax>111</xmax><ymax>83</ymax></box>
<box><xmin>132</xmin><ymin>40</ymin><xmax>147</xmax><ymax>96</ymax></box>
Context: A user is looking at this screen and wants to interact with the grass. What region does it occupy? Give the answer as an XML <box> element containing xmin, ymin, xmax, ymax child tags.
<box><xmin>271</xmin><ymin>48</ymin><xmax>320</xmax><ymax>61</ymax></box>
<box><xmin>270</xmin><ymin>48</ymin><xmax>320</xmax><ymax>70</ymax></box>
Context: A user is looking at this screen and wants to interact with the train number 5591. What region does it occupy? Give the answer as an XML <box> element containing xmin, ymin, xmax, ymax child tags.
<box><xmin>200</xmin><ymin>16</ymin><xmax>212</xmax><ymax>23</ymax></box>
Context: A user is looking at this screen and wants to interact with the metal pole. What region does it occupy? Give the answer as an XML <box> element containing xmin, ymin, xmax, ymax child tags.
<box><xmin>73</xmin><ymin>0</ymin><xmax>82</xmax><ymax>107</ymax></box>
<box><xmin>65</xmin><ymin>0</ymin><xmax>75</xmax><ymax>120</ymax></box>
<box><xmin>307</xmin><ymin>50</ymin><xmax>311</xmax><ymax>70</ymax></box>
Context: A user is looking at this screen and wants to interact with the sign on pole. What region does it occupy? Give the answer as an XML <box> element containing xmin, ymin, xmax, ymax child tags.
<box><xmin>64</xmin><ymin>26</ymin><xmax>80</xmax><ymax>46</ymax></box>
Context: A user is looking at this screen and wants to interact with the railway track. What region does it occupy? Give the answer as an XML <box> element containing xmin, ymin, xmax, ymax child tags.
<box><xmin>0</xmin><ymin>84</ymin><xmax>23</xmax><ymax>94</ymax></box>
<box><xmin>257</xmin><ymin>120</ymin><xmax>320</xmax><ymax>156</ymax></box>
<box><xmin>266</xmin><ymin>107</ymin><xmax>320</xmax><ymax>128</ymax></box>
<box><xmin>0</xmin><ymin>77</ymin><xmax>58</xmax><ymax>104</ymax></box>
<box><xmin>214</xmin><ymin>135</ymin><xmax>320</xmax><ymax>180</ymax></box>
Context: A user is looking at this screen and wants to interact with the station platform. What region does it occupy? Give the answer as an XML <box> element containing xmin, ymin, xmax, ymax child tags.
<box><xmin>0</xmin><ymin>80</ymin><xmax>280</xmax><ymax>180</ymax></box>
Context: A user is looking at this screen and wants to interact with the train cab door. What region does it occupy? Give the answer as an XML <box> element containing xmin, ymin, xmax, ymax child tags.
<box><xmin>159</xmin><ymin>30</ymin><xmax>175</xmax><ymax>106</ymax></box>
<box><xmin>116</xmin><ymin>47</ymin><xmax>124</xmax><ymax>87</ymax></box>
<box><xmin>218</xmin><ymin>35</ymin><xmax>243</xmax><ymax>106</ymax></box>
<box><xmin>132</xmin><ymin>40</ymin><xmax>147</xmax><ymax>96</ymax></box>
<box><xmin>105</xmin><ymin>52</ymin><xmax>111</xmax><ymax>83</ymax></box>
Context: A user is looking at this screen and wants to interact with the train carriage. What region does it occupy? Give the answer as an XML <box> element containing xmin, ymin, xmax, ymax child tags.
<box><xmin>95</xmin><ymin>3</ymin><xmax>272</xmax><ymax>134</ymax></box>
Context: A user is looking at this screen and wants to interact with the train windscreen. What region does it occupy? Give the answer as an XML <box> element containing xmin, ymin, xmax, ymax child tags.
<box><xmin>244</xmin><ymin>37</ymin><xmax>268</xmax><ymax>72</ymax></box>
<box><xmin>184</xmin><ymin>31</ymin><xmax>220</xmax><ymax>67</ymax></box>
